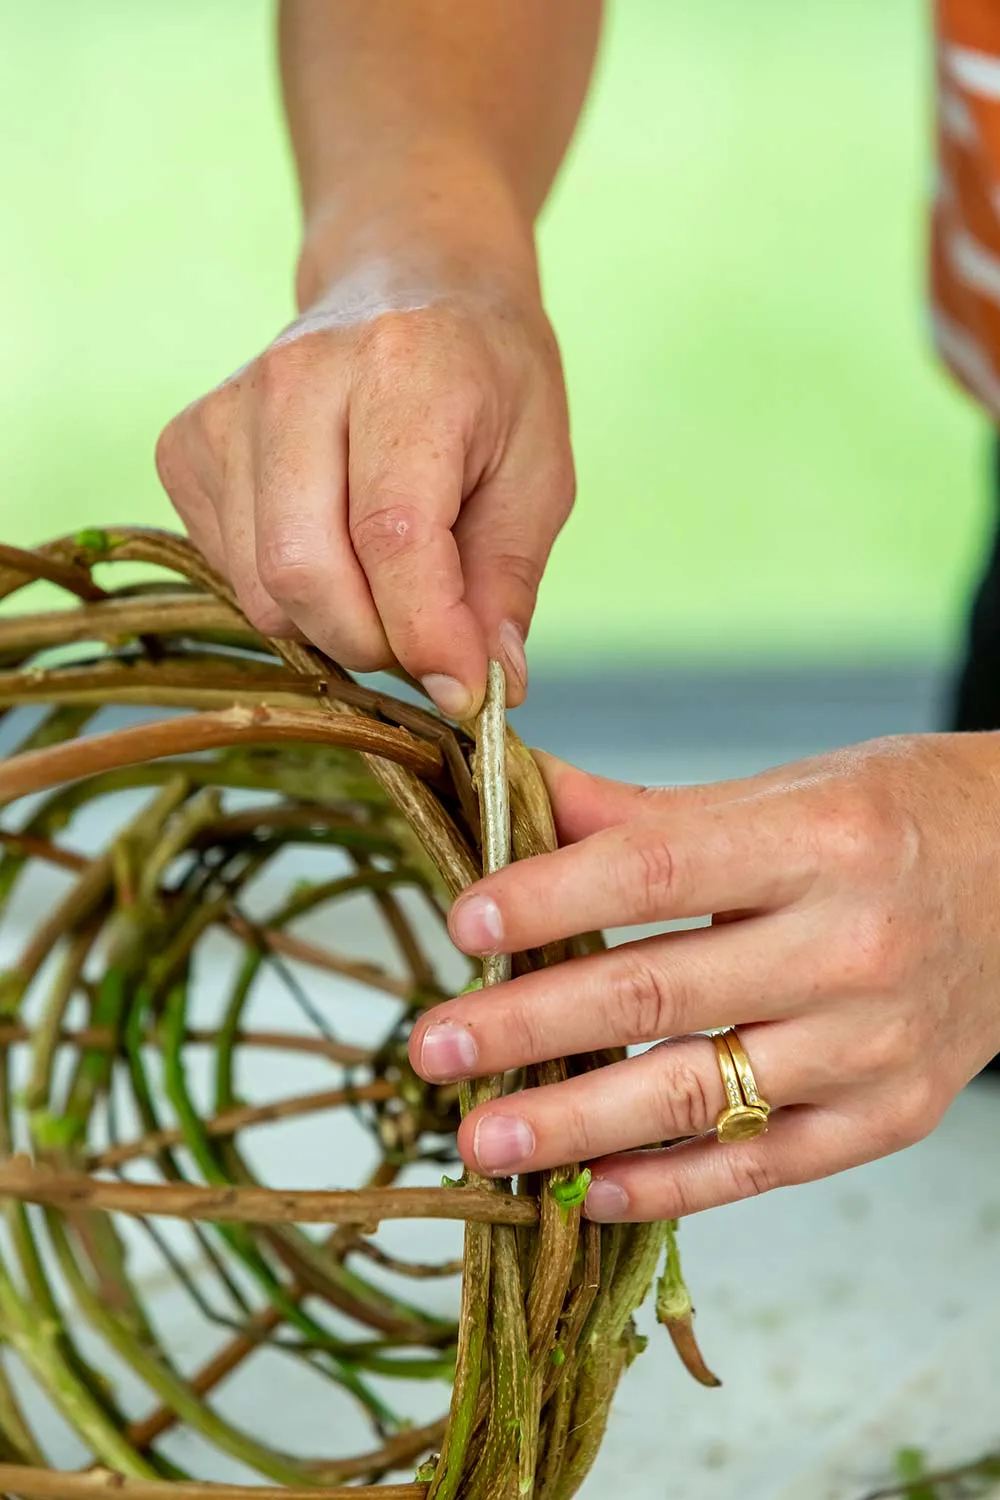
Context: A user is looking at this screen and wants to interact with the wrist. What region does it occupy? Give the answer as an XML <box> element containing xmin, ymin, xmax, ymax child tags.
<box><xmin>293</xmin><ymin>141</ymin><xmax>541</xmax><ymax>313</ymax></box>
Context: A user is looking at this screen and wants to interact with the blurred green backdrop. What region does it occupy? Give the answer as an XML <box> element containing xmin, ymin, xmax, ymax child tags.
<box><xmin>0</xmin><ymin>0</ymin><xmax>989</xmax><ymax>664</ymax></box>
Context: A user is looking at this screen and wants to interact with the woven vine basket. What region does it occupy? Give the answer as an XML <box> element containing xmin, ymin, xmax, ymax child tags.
<box><xmin>0</xmin><ymin>529</ymin><xmax>712</xmax><ymax>1500</ymax></box>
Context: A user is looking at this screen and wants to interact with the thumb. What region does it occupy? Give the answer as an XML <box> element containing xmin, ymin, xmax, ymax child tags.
<box><xmin>348</xmin><ymin>388</ymin><xmax>489</xmax><ymax>717</ymax></box>
<box><xmin>455</xmin><ymin>445</ymin><xmax>575</xmax><ymax>708</ymax></box>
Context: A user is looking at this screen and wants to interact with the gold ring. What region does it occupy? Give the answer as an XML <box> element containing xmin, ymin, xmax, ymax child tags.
<box><xmin>712</xmin><ymin>1029</ymin><xmax>770</xmax><ymax>1143</ymax></box>
<box><xmin>724</xmin><ymin>1029</ymin><xmax>770</xmax><ymax>1117</ymax></box>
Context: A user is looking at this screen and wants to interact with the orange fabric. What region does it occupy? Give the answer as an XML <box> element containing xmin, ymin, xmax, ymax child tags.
<box><xmin>932</xmin><ymin>3</ymin><xmax>1000</xmax><ymax>413</ymax></box>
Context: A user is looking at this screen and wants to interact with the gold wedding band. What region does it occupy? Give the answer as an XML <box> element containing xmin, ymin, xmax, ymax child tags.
<box><xmin>712</xmin><ymin>1028</ymin><xmax>770</xmax><ymax>1144</ymax></box>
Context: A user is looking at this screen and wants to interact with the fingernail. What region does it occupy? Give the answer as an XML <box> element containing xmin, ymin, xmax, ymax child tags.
<box><xmin>473</xmin><ymin>1114</ymin><xmax>535</xmax><ymax>1174</ymax></box>
<box><xmin>422</xmin><ymin>674</ymin><xmax>474</xmax><ymax>720</ymax></box>
<box><xmin>584</xmin><ymin>1179</ymin><xmax>629</xmax><ymax>1221</ymax></box>
<box><xmin>450</xmin><ymin>895</ymin><xmax>504</xmax><ymax>954</ymax></box>
<box><xmin>499</xmin><ymin>619</ymin><xmax>528</xmax><ymax>692</ymax></box>
<box><xmin>420</xmin><ymin>1023</ymin><xmax>479</xmax><ymax>1081</ymax></box>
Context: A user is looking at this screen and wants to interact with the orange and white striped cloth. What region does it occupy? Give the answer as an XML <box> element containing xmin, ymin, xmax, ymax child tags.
<box><xmin>933</xmin><ymin>3</ymin><xmax>1000</xmax><ymax>413</ymax></box>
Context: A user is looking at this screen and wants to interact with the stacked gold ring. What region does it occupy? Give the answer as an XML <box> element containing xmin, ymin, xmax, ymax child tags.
<box><xmin>712</xmin><ymin>1028</ymin><xmax>771</xmax><ymax>1143</ymax></box>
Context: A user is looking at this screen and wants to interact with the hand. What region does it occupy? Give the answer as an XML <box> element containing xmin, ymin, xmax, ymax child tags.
<box><xmin>154</xmin><ymin>248</ymin><xmax>573</xmax><ymax>717</ymax></box>
<box><xmin>409</xmin><ymin>734</ymin><xmax>1000</xmax><ymax>1220</ymax></box>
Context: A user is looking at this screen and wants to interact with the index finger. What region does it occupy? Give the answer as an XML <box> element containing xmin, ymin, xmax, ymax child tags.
<box><xmin>348</xmin><ymin>385</ymin><xmax>488</xmax><ymax>718</ymax></box>
<box><xmin>448</xmin><ymin>792</ymin><xmax>819</xmax><ymax>954</ymax></box>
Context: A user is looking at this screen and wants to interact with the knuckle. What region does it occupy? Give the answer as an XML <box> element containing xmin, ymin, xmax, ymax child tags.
<box><xmin>336</xmin><ymin>640</ymin><xmax>395</xmax><ymax>674</ymax></box>
<box><xmin>659</xmin><ymin>1175</ymin><xmax>697</xmax><ymax>1220</ymax></box>
<box><xmin>615</xmin><ymin>826</ymin><xmax>677</xmax><ymax>919</ymax></box>
<box><xmin>612</xmin><ymin>950</ymin><xmax>679</xmax><ymax>1041</ymax></box>
<box><xmin>255</xmin><ymin>343</ymin><xmax>310</xmax><ymax>406</ymax></box>
<box><xmin>549</xmin><ymin>453</ymin><xmax>577</xmax><ymax>526</ymax></box>
<box><xmin>836</xmin><ymin>906</ymin><xmax>907</xmax><ymax>994</ymax></box>
<box><xmin>360</xmin><ymin>309</ymin><xmax>428</xmax><ymax>366</ymax></box>
<box><xmin>256</xmin><ymin>539</ymin><xmax>324</xmax><ymax>607</ymax></box>
<box><xmin>358</xmin><ymin>311</ymin><xmax>472</xmax><ymax>399</ymax></box>
<box><xmin>193</xmin><ymin>386</ymin><xmax>238</xmax><ymax>453</ymax></box>
<box><xmin>154</xmin><ymin>423</ymin><xmax>183</xmax><ymax>493</ymax></box>
<box><xmin>813</xmin><ymin>780</ymin><xmax>897</xmax><ymax>874</ymax></box>
<box><xmin>155</xmin><ymin>431</ymin><xmax>216</xmax><ymax>541</ymax></box>
<box><xmin>874</xmin><ymin>1075</ymin><xmax>943</xmax><ymax>1152</ymax></box>
<box><xmin>657</xmin><ymin>1055</ymin><xmax>713</xmax><ymax>1138</ymax></box>
<box><xmin>257</xmin><ymin>537</ymin><xmax>393</xmax><ymax>669</ymax></box>
<box><xmin>357</xmin><ymin>313</ymin><xmax>481</xmax><ymax>419</ymax></box>
<box><xmin>561</xmin><ymin>1098</ymin><xmax>600</xmax><ymax>1160</ymax></box>
<box><xmin>632</xmin><ymin>783</ymin><xmax>671</xmax><ymax>811</ymax></box>
<box><xmin>499</xmin><ymin>1005</ymin><xmax>545</xmax><ymax>1068</ymax></box>
<box><xmin>493</xmin><ymin>549</ymin><xmax>544</xmax><ymax>598</ymax></box>
<box><xmin>238</xmin><ymin>592</ymin><xmax>292</xmax><ymax>639</ymax></box>
<box><xmin>723</xmin><ymin>1149</ymin><xmax>780</xmax><ymax>1200</ymax></box>
<box><xmin>855</xmin><ymin>1012</ymin><xmax>922</xmax><ymax>1082</ymax></box>
<box><xmin>349</xmin><ymin>502</ymin><xmax>426</xmax><ymax>567</ymax></box>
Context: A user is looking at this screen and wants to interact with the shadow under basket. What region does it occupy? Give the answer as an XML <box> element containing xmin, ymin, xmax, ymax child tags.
<box><xmin>0</xmin><ymin>529</ymin><xmax>712</xmax><ymax>1500</ymax></box>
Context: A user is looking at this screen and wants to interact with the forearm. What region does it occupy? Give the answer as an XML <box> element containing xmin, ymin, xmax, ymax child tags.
<box><xmin>278</xmin><ymin>0</ymin><xmax>602</xmax><ymax>306</ymax></box>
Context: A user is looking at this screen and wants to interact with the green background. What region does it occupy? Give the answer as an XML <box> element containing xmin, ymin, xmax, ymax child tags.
<box><xmin>0</xmin><ymin>0</ymin><xmax>989</xmax><ymax>664</ymax></box>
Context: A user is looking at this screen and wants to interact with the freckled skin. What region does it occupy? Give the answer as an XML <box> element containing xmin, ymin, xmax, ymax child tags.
<box><xmin>409</xmin><ymin>735</ymin><xmax>1000</xmax><ymax>1221</ymax></box>
<box><xmin>155</xmin><ymin>1</ymin><xmax>600</xmax><ymax>717</ymax></box>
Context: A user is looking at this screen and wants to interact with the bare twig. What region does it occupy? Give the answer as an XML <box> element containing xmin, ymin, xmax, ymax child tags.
<box><xmin>0</xmin><ymin>1468</ymin><xmax>427</xmax><ymax>1500</ymax></box>
<box><xmin>0</xmin><ymin>1160</ymin><xmax>538</xmax><ymax>1227</ymax></box>
<box><xmin>0</xmin><ymin>1024</ymin><xmax>371</xmax><ymax>1067</ymax></box>
<box><xmin>0</xmin><ymin>705</ymin><xmax>443</xmax><ymax>805</ymax></box>
<box><xmin>87</xmin><ymin>1081</ymin><xmax>398</xmax><ymax>1169</ymax></box>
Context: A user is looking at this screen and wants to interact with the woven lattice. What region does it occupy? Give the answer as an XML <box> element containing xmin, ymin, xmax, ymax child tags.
<box><xmin>0</xmin><ymin>530</ymin><xmax>712</xmax><ymax>1500</ymax></box>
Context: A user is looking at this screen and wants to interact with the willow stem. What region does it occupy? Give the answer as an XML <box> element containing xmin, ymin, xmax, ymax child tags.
<box><xmin>0</xmin><ymin>706</ymin><xmax>443</xmax><ymax>805</ymax></box>
<box><xmin>0</xmin><ymin>1469</ymin><xmax>428</xmax><ymax>1500</ymax></box>
<box><xmin>0</xmin><ymin>1161</ymin><xmax>539</xmax><ymax>1226</ymax></box>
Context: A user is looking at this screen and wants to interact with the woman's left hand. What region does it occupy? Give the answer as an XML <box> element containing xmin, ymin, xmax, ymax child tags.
<box><xmin>409</xmin><ymin>733</ymin><xmax>1000</xmax><ymax>1221</ymax></box>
